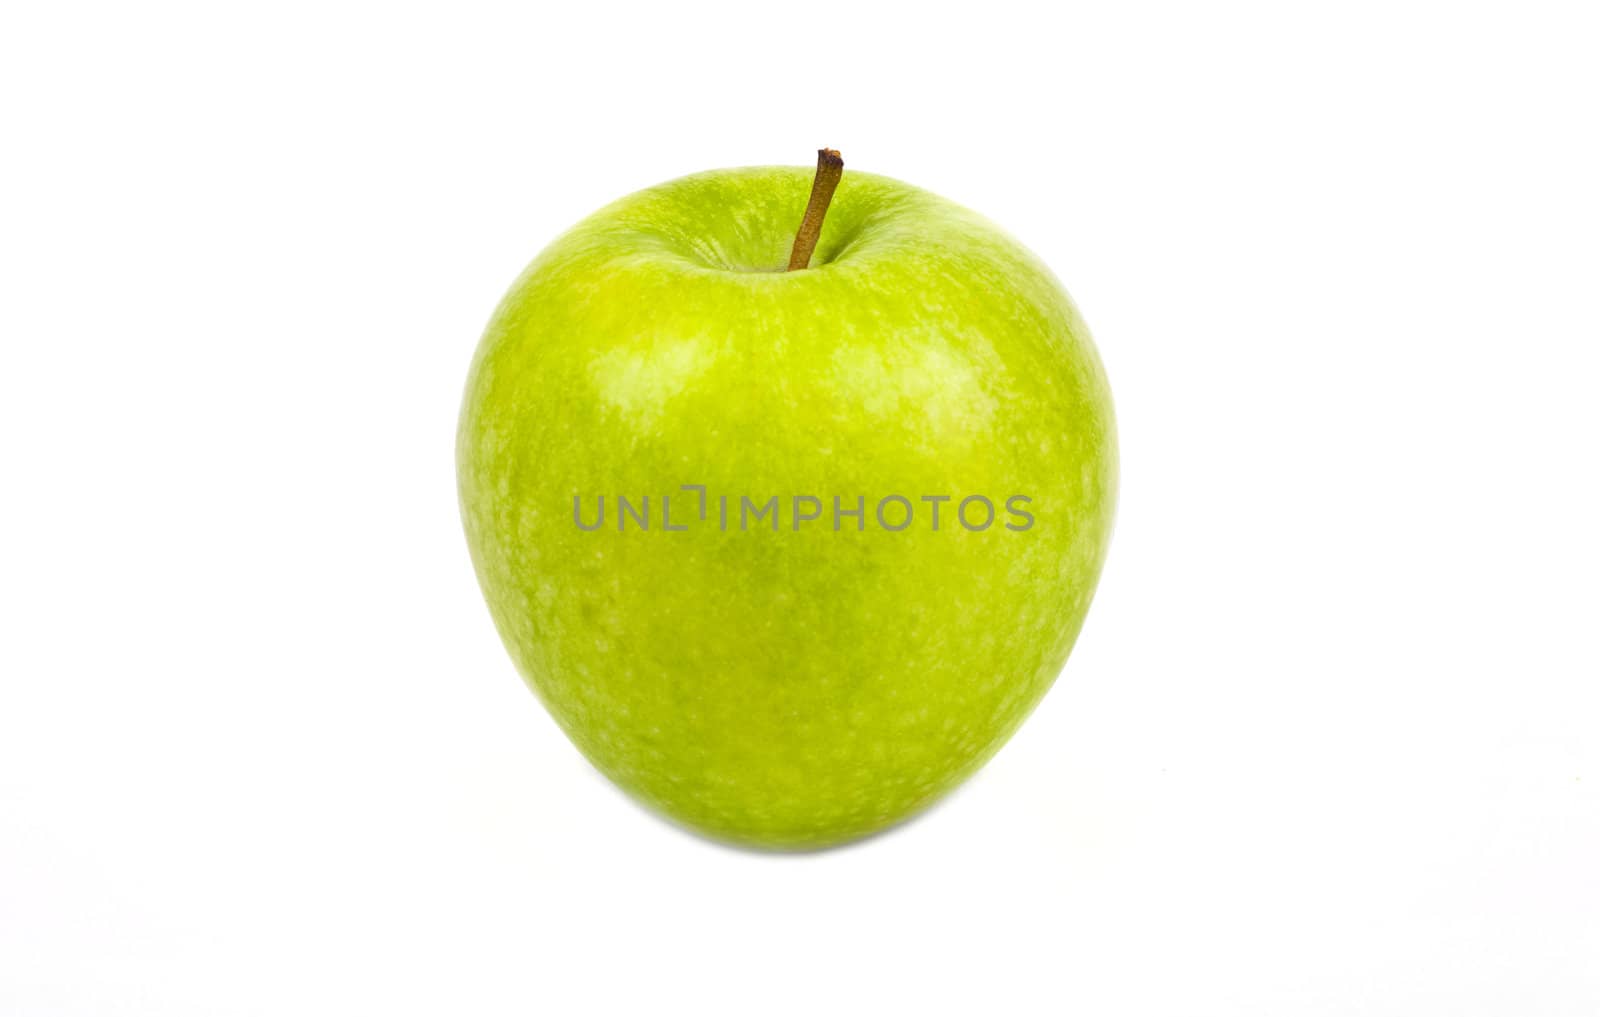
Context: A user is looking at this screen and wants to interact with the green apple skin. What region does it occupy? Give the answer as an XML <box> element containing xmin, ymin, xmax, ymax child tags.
<box><xmin>458</xmin><ymin>166</ymin><xmax>1116</xmax><ymax>850</ymax></box>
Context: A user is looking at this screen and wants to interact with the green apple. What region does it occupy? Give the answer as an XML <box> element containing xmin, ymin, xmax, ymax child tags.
<box><xmin>458</xmin><ymin>153</ymin><xmax>1116</xmax><ymax>850</ymax></box>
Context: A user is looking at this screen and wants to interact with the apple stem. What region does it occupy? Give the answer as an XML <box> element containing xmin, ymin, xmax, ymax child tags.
<box><xmin>787</xmin><ymin>148</ymin><xmax>844</xmax><ymax>271</ymax></box>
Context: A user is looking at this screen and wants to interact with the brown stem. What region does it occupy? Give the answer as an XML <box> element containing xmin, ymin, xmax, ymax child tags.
<box><xmin>787</xmin><ymin>148</ymin><xmax>844</xmax><ymax>271</ymax></box>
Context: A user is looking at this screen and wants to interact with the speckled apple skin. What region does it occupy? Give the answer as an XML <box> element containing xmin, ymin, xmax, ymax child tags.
<box><xmin>457</xmin><ymin>167</ymin><xmax>1116</xmax><ymax>850</ymax></box>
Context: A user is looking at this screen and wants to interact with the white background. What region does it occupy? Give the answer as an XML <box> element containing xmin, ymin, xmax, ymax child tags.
<box><xmin>2</xmin><ymin>1</ymin><xmax>1597</xmax><ymax>1014</ymax></box>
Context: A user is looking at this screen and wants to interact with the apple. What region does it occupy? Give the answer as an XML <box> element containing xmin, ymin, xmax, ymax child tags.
<box><xmin>458</xmin><ymin>151</ymin><xmax>1116</xmax><ymax>849</ymax></box>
